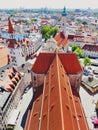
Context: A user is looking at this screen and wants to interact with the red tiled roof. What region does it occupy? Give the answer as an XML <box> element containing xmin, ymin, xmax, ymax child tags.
<box><xmin>6</xmin><ymin>86</ymin><xmax>13</xmax><ymax>92</ymax></box>
<box><xmin>32</xmin><ymin>53</ymin><xmax>55</xmax><ymax>74</ymax></box>
<box><xmin>8</xmin><ymin>39</ymin><xmax>15</xmax><ymax>48</ymax></box>
<box><xmin>8</xmin><ymin>18</ymin><xmax>14</xmax><ymax>33</ymax></box>
<box><xmin>0</xmin><ymin>68</ymin><xmax>22</xmax><ymax>92</ymax></box>
<box><xmin>9</xmin><ymin>83</ymin><xmax>15</xmax><ymax>88</ymax></box>
<box><xmin>32</xmin><ymin>53</ymin><xmax>82</xmax><ymax>74</ymax></box>
<box><xmin>59</xmin><ymin>53</ymin><xmax>82</xmax><ymax>74</ymax></box>
<box><xmin>82</xmin><ymin>44</ymin><xmax>98</xmax><ymax>52</ymax></box>
<box><xmin>8</xmin><ymin>18</ymin><xmax>15</xmax><ymax>48</ymax></box>
<box><xmin>73</xmin><ymin>95</ymin><xmax>89</xmax><ymax>129</ymax></box>
<box><xmin>25</xmin><ymin>52</ymin><xmax>89</xmax><ymax>130</ymax></box>
<box><xmin>25</xmin><ymin>85</ymin><xmax>43</xmax><ymax>130</ymax></box>
<box><xmin>54</xmin><ymin>32</ymin><xmax>68</xmax><ymax>48</ymax></box>
<box><xmin>12</xmin><ymin>78</ymin><xmax>17</xmax><ymax>84</ymax></box>
<box><xmin>68</xmin><ymin>35</ymin><xmax>84</xmax><ymax>40</ymax></box>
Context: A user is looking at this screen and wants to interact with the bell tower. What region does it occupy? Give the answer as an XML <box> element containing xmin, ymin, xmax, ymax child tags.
<box><xmin>7</xmin><ymin>18</ymin><xmax>25</xmax><ymax>68</ymax></box>
<box><xmin>61</xmin><ymin>6</ymin><xmax>67</xmax><ymax>36</ymax></box>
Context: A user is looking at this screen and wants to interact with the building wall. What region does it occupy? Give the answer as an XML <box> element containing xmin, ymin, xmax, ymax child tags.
<box><xmin>0</xmin><ymin>74</ymin><xmax>25</xmax><ymax>130</ymax></box>
<box><xmin>22</xmin><ymin>34</ymin><xmax>42</xmax><ymax>59</ymax></box>
<box><xmin>69</xmin><ymin>72</ymin><xmax>82</xmax><ymax>93</ymax></box>
<box><xmin>31</xmin><ymin>71</ymin><xmax>44</xmax><ymax>90</ymax></box>
<box><xmin>15</xmin><ymin>48</ymin><xmax>25</xmax><ymax>67</ymax></box>
<box><xmin>8</xmin><ymin>48</ymin><xmax>25</xmax><ymax>68</ymax></box>
<box><xmin>83</xmin><ymin>49</ymin><xmax>98</xmax><ymax>58</ymax></box>
<box><xmin>61</xmin><ymin>16</ymin><xmax>66</xmax><ymax>35</ymax></box>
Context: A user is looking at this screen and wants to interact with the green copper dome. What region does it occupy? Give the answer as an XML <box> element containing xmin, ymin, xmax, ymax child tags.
<box><xmin>62</xmin><ymin>6</ymin><xmax>67</xmax><ymax>16</ymax></box>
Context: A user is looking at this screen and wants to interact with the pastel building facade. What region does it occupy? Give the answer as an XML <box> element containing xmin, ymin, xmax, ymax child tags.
<box><xmin>7</xmin><ymin>18</ymin><xmax>42</xmax><ymax>68</ymax></box>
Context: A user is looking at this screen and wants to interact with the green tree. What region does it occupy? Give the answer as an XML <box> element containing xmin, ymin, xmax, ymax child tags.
<box><xmin>52</xmin><ymin>27</ymin><xmax>58</xmax><ymax>37</ymax></box>
<box><xmin>77</xmin><ymin>19</ymin><xmax>82</xmax><ymax>25</ymax></box>
<box><xmin>26</xmin><ymin>20</ymin><xmax>32</xmax><ymax>26</ymax></box>
<box><xmin>41</xmin><ymin>26</ymin><xmax>50</xmax><ymax>38</ymax></box>
<box><xmin>7</xmin><ymin>125</ymin><xmax>14</xmax><ymax>130</ymax></box>
<box><xmin>74</xmin><ymin>48</ymin><xmax>83</xmax><ymax>58</ymax></box>
<box><xmin>83</xmin><ymin>57</ymin><xmax>91</xmax><ymax>66</ymax></box>
<box><xmin>72</xmin><ymin>44</ymin><xmax>78</xmax><ymax>52</ymax></box>
<box><xmin>31</xmin><ymin>18</ymin><xmax>37</xmax><ymax>22</ymax></box>
<box><xmin>82</xmin><ymin>21</ymin><xmax>88</xmax><ymax>25</ymax></box>
<box><xmin>41</xmin><ymin>26</ymin><xmax>58</xmax><ymax>41</ymax></box>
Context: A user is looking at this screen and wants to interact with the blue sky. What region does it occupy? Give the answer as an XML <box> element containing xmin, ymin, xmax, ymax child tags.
<box><xmin>0</xmin><ymin>0</ymin><xmax>97</xmax><ymax>9</ymax></box>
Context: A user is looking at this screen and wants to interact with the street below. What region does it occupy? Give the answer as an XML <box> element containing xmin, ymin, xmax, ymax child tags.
<box><xmin>14</xmin><ymin>85</ymin><xmax>33</xmax><ymax>130</ymax></box>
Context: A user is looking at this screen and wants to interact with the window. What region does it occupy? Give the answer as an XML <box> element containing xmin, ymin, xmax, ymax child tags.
<box><xmin>11</xmin><ymin>56</ymin><xmax>16</xmax><ymax>63</ymax></box>
<box><xmin>34</xmin><ymin>76</ymin><xmax>36</xmax><ymax>81</ymax></box>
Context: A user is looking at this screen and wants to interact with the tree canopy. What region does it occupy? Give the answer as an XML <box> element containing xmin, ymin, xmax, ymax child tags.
<box><xmin>82</xmin><ymin>21</ymin><xmax>88</xmax><ymax>25</ymax></box>
<box><xmin>83</xmin><ymin>57</ymin><xmax>91</xmax><ymax>66</ymax></box>
<box><xmin>72</xmin><ymin>44</ymin><xmax>83</xmax><ymax>58</ymax></box>
<box><xmin>41</xmin><ymin>26</ymin><xmax>58</xmax><ymax>41</ymax></box>
<box><xmin>74</xmin><ymin>48</ymin><xmax>83</xmax><ymax>58</ymax></box>
<box><xmin>72</xmin><ymin>44</ymin><xmax>78</xmax><ymax>52</ymax></box>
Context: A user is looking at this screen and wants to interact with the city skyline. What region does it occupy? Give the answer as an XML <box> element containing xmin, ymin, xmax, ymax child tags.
<box><xmin>0</xmin><ymin>0</ymin><xmax>98</xmax><ymax>9</ymax></box>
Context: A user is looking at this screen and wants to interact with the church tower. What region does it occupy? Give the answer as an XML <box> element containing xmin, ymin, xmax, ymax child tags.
<box><xmin>8</xmin><ymin>18</ymin><xmax>25</xmax><ymax>68</ymax></box>
<box><xmin>61</xmin><ymin>6</ymin><xmax>67</xmax><ymax>36</ymax></box>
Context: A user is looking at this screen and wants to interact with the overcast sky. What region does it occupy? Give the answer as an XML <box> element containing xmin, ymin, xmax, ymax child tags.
<box><xmin>0</xmin><ymin>0</ymin><xmax>97</xmax><ymax>9</ymax></box>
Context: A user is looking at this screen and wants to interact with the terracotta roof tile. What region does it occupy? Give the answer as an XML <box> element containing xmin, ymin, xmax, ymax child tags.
<box><xmin>82</xmin><ymin>44</ymin><xmax>98</xmax><ymax>52</ymax></box>
<box><xmin>25</xmin><ymin>85</ymin><xmax>43</xmax><ymax>130</ymax></box>
<box><xmin>8</xmin><ymin>18</ymin><xmax>14</xmax><ymax>33</ymax></box>
<box><xmin>58</xmin><ymin>53</ymin><xmax>82</xmax><ymax>74</ymax></box>
<box><xmin>73</xmin><ymin>95</ymin><xmax>89</xmax><ymax>130</ymax></box>
<box><xmin>8</xmin><ymin>39</ymin><xmax>15</xmax><ymax>48</ymax></box>
<box><xmin>32</xmin><ymin>53</ymin><xmax>82</xmax><ymax>74</ymax></box>
<box><xmin>0</xmin><ymin>68</ymin><xmax>22</xmax><ymax>92</ymax></box>
<box><xmin>32</xmin><ymin>53</ymin><xmax>55</xmax><ymax>74</ymax></box>
<box><xmin>54</xmin><ymin>32</ymin><xmax>68</xmax><ymax>48</ymax></box>
<box><xmin>25</xmin><ymin>52</ymin><xmax>89</xmax><ymax>130</ymax></box>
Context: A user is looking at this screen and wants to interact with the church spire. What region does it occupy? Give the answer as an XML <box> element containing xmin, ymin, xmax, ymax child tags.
<box><xmin>8</xmin><ymin>18</ymin><xmax>15</xmax><ymax>48</ymax></box>
<box><xmin>8</xmin><ymin>17</ymin><xmax>14</xmax><ymax>34</ymax></box>
<box><xmin>62</xmin><ymin>6</ymin><xmax>67</xmax><ymax>17</ymax></box>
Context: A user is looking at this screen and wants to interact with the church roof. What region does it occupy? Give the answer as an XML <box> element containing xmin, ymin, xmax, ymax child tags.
<box><xmin>32</xmin><ymin>52</ymin><xmax>82</xmax><ymax>74</ymax></box>
<box><xmin>54</xmin><ymin>32</ymin><xmax>68</xmax><ymax>48</ymax></box>
<box><xmin>25</xmin><ymin>51</ymin><xmax>89</xmax><ymax>130</ymax></box>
